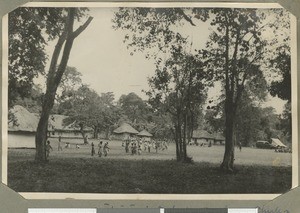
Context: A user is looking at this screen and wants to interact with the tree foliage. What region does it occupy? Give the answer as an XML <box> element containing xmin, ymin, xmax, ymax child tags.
<box><xmin>118</xmin><ymin>92</ymin><xmax>150</xmax><ymax>124</ymax></box>
<box><xmin>113</xmin><ymin>7</ymin><xmax>290</xmax><ymax>168</ymax></box>
<box><xmin>61</xmin><ymin>86</ymin><xmax>120</xmax><ymax>140</ymax></box>
<box><xmin>146</xmin><ymin>47</ymin><xmax>209</xmax><ymax>161</ymax></box>
<box><xmin>8</xmin><ymin>7</ymin><xmax>88</xmax><ymax>107</ymax></box>
<box><xmin>8</xmin><ymin>7</ymin><xmax>93</xmax><ymax>162</ymax></box>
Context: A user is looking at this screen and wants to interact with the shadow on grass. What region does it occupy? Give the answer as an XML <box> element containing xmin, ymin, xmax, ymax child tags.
<box><xmin>7</xmin><ymin>157</ymin><xmax>292</xmax><ymax>194</ymax></box>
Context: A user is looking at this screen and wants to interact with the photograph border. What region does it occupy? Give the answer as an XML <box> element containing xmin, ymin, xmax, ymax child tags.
<box><xmin>1</xmin><ymin>1</ymin><xmax>298</xmax><ymax>201</ymax></box>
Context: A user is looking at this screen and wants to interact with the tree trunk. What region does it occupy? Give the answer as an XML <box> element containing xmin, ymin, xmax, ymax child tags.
<box><xmin>79</xmin><ymin>124</ymin><xmax>87</xmax><ymax>143</ymax></box>
<box><xmin>221</xmin><ymin>100</ymin><xmax>236</xmax><ymax>172</ymax></box>
<box><xmin>182</xmin><ymin>114</ymin><xmax>187</xmax><ymax>161</ymax></box>
<box><xmin>93</xmin><ymin>126</ymin><xmax>99</xmax><ymax>139</ymax></box>
<box><xmin>221</xmin><ymin>118</ymin><xmax>234</xmax><ymax>171</ymax></box>
<box><xmin>174</xmin><ymin>125</ymin><xmax>181</xmax><ymax>161</ymax></box>
<box><xmin>34</xmin><ymin>9</ymin><xmax>93</xmax><ymax>162</ymax></box>
<box><xmin>105</xmin><ymin>127</ymin><xmax>110</xmax><ymax>139</ymax></box>
<box><xmin>35</xmin><ymin>91</ymin><xmax>56</xmax><ymax>161</ymax></box>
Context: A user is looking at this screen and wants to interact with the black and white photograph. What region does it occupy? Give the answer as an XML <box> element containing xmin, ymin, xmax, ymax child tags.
<box><xmin>3</xmin><ymin>2</ymin><xmax>297</xmax><ymax>197</ymax></box>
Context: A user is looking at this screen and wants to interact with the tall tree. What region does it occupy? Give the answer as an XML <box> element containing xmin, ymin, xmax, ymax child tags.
<box><xmin>36</xmin><ymin>8</ymin><xmax>92</xmax><ymax>162</ymax></box>
<box><xmin>61</xmin><ymin>87</ymin><xmax>120</xmax><ymax>140</ymax></box>
<box><xmin>113</xmin><ymin>7</ymin><xmax>290</xmax><ymax>168</ymax></box>
<box><xmin>147</xmin><ymin>47</ymin><xmax>209</xmax><ymax>162</ymax></box>
<box><xmin>201</xmin><ymin>8</ymin><xmax>289</xmax><ymax>171</ymax></box>
<box><xmin>9</xmin><ymin>7</ymin><xmax>93</xmax><ymax>162</ymax></box>
<box><xmin>118</xmin><ymin>92</ymin><xmax>149</xmax><ymax>124</ymax></box>
<box><xmin>269</xmin><ymin>49</ymin><xmax>291</xmax><ymax>143</ymax></box>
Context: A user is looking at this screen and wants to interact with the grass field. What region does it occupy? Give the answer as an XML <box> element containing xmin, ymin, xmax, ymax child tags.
<box><xmin>7</xmin><ymin>138</ymin><xmax>292</xmax><ymax>194</ymax></box>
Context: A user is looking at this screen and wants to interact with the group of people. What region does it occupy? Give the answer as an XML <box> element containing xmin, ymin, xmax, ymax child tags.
<box><xmin>123</xmin><ymin>137</ymin><xmax>168</xmax><ymax>155</ymax></box>
<box><xmin>45</xmin><ymin>135</ymin><xmax>169</xmax><ymax>159</ymax></box>
<box><xmin>91</xmin><ymin>140</ymin><xmax>110</xmax><ymax>157</ymax></box>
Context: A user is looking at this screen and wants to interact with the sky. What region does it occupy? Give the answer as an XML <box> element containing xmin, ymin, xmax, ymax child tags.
<box><xmin>40</xmin><ymin>7</ymin><xmax>288</xmax><ymax>114</ymax></box>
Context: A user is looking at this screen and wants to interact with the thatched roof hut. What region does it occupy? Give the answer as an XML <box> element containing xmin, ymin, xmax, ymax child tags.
<box><xmin>113</xmin><ymin>123</ymin><xmax>139</xmax><ymax>134</ymax></box>
<box><xmin>8</xmin><ymin>105</ymin><xmax>39</xmax><ymax>132</ymax></box>
<box><xmin>137</xmin><ymin>129</ymin><xmax>153</xmax><ymax>137</ymax></box>
<box><xmin>192</xmin><ymin>130</ymin><xmax>214</xmax><ymax>139</ymax></box>
<box><xmin>214</xmin><ymin>133</ymin><xmax>225</xmax><ymax>141</ymax></box>
<box><xmin>9</xmin><ymin>105</ymin><xmax>92</xmax><ymax>133</ymax></box>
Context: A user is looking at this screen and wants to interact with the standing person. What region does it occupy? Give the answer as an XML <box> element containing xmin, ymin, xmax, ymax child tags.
<box><xmin>138</xmin><ymin>145</ymin><xmax>141</xmax><ymax>155</ymax></box>
<box><xmin>84</xmin><ymin>135</ymin><xmax>89</xmax><ymax>144</ymax></box>
<box><xmin>238</xmin><ymin>142</ymin><xmax>242</xmax><ymax>152</ymax></box>
<box><xmin>125</xmin><ymin>141</ymin><xmax>129</xmax><ymax>153</ymax></box>
<box><xmin>103</xmin><ymin>142</ymin><xmax>110</xmax><ymax>157</ymax></box>
<box><xmin>91</xmin><ymin>142</ymin><xmax>95</xmax><ymax>156</ymax></box>
<box><xmin>46</xmin><ymin>140</ymin><xmax>53</xmax><ymax>159</ymax></box>
<box><xmin>98</xmin><ymin>141</ymin><xmax>103</xmax><ymax>157</ymax></box>
<box><xmin>58</xmin><ymin>136</ymin><xmax>63</xmax><ymax>151</ymax></box>
<box><xmin>155</xmin><ymin>141</ymin><xmax>158</xmax><ymax>153</ymax></box>
<box><xmin>148</xmin><ymin>141</ymin><xmax>151</xmax><ymax>153</ymax></box>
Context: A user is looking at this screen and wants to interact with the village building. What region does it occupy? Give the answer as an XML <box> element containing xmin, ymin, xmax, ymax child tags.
<box><xmin>47</xmin><ymin>114</ymin><xmax>93</xmax><ymax>139</ymax></box>
<box><xmin>213</xmin><ymin>132</ymin><xmax>225</xmax><ymax>145</ymax></box>
<box><xmin>8</xmin><ymin>105</ymin><xmax>39</xmax><ymax>148</ymax></box>
<box><xmin>137</xmin><ymin>129</ymin><xmax>153</xmax><ymax>142</ymax></box>
<box><xmin>191</xmin><ymin>130</ymin><xmax>215</xmax><ymax>145</ymax></box>
<box><xmin>112</xmin><ymin>123</ymin><xmax>139</xmax><ymax>140</ymax></box>
<box><xmin>8</xmin><ymin>105</ymin><xmax>93</xmax><ymax>148</ymax></box>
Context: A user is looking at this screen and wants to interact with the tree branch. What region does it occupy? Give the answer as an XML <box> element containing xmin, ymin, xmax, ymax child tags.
<box><xmin>46</xmin><ymin>32</ymin><xmax>67</xmax><ymax>88</ymax></box>
<box><xmin>176</xmin><ymin>8</ymin><xmax>196</xmax><ymax>26</ymax></box>
<box><xmin>71</xmin><ymin>16</ymin><xmax>93</xmax><ymax>39</ymax></box>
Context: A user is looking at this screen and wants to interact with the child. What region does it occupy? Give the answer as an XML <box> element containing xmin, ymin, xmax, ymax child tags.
<box><xmin>46</xmin><ymin>140</ymin><xmax>53</xmax><ymax>159</ymax></box>
<box><xmin>138</xmin><ymin>145</ymin><xmax>142</xmax><ymax>155</ymax></box>
<box><xmin>91</xmin><ymin>142</ymin><xmax>95</xmax><ymax>156</ymax></box>
<box><xmin>98</xmin><ymin>141</ymin><xmax>103</xmax><ymax>157</ymax></box>
<box><xmin>125</xmin><ymin>141</ymin><xmax>129</xmax><ymax>153</ymax></box>
<box><xmin>58</xmin><ymin>136</ymin><xmax>63</xmax><ymax>151</ymax></box>
<box><xmin>103</xmin><ymin>142</ymin><xmax>110</xmax><ymax>157</ymax></box>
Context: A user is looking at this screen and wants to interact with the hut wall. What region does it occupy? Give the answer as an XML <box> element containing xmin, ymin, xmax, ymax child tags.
<box><xmin>8</xmin><ymin>132</ymin><xmax>36</xmax><ymax>148</ymax></box>
<box><xmin>112</xmin><ymin>133</ymin><xmax>137</xmax><ymax>141</ymax></box>
<box><xmin>139</xmin><ymin>136</ymin><xmax>151</xmax><ymax>142</ymax></box>
<box><xmin>214</xmin><ymin>139</ymin><xmax>225</xmax><ymax>145</ymax></box>
<box><xmin>49</xmin><ymin>131</ymin><xmax>93</xmax><ymax>139</ymax></box>
<box><xmin>193</xmin><ymin>138</ymin><xmax>214</xmax><ymax>145</ymax></box>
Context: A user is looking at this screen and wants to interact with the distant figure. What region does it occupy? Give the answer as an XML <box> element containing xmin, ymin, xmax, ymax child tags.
<box><xmin>76</xmin><ymin>144</ymin><xmax>80</xmax><ymax>149</ymax></box>
<box><xmin>103</xmin><ymin>142</ymin><xmax>110</xmax><ymax>157</ymax></box>
<box><xmin>162</xmin><ymin>140</ymin><xmax>168</xmax><ymax>150</ymax></box>
<box><xmin>208</xmin><ymin>141</ymin><xmax>212</xmax><ymax>147</ymax></box>
<box><xmin>98</xmin><ymin>141</ymin><xmax>103</xmax><ymax>157</ymax></box>
<box><xmin>84</xmin><ymin>135</ymin><xmax>89</xmax><ymax>144</ymax></box>
<box><xmin>91</xmin><ymin>142</ymin><xmax>95</xmax><ymax>156</ymax></box>
<box><xmin>65</xmin><ymin>142</ymin><xmax>70</xmax><ymax>148</ymax></box>
<box><xmin>131</xmin><ymin>142</ymin><xmax>134</xmax><ymax>155</ymax></box>
<box><xmin>125</xmin><ymin>141</ymin><xmax>129</xmax><ymax>153</ymax></box>
<box><xmin>238</xmin><ymin>142</ymin><xmax>242</xmax><ymax>151</ymax></box>
<box><xmin>58</xmin><ymin>136</ymin><xmax>63</xmax><ymax>151</ymax></box>
<box><xmin>148</xmin><ymin>142</ymin><xmax>151</xmax><ymax>153</ymax></box>
<box><xmin>138</xmin><ymin>145</ymin><xmax>142</xmax><ymax>155</ymax></box>
<box><xmin>46</xmin><ymin>140</ymin><xmax>53</xmax><ymax>159</ymax></box>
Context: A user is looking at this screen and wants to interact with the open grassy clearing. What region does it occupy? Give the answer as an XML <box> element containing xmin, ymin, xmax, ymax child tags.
<box><xmin>7</xmin><ymin>138</ymin><xmax>292</xmax><ymax>194</ymax></box>
<box><xmin>8</xmin><ymin>156</ymin><xmax>291</xmax><ymax>194</ymax></box>
<box><xmin>9</xmin><ymin>138</ymin><xmax>292</xmax><ymax>167</ymax></box>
